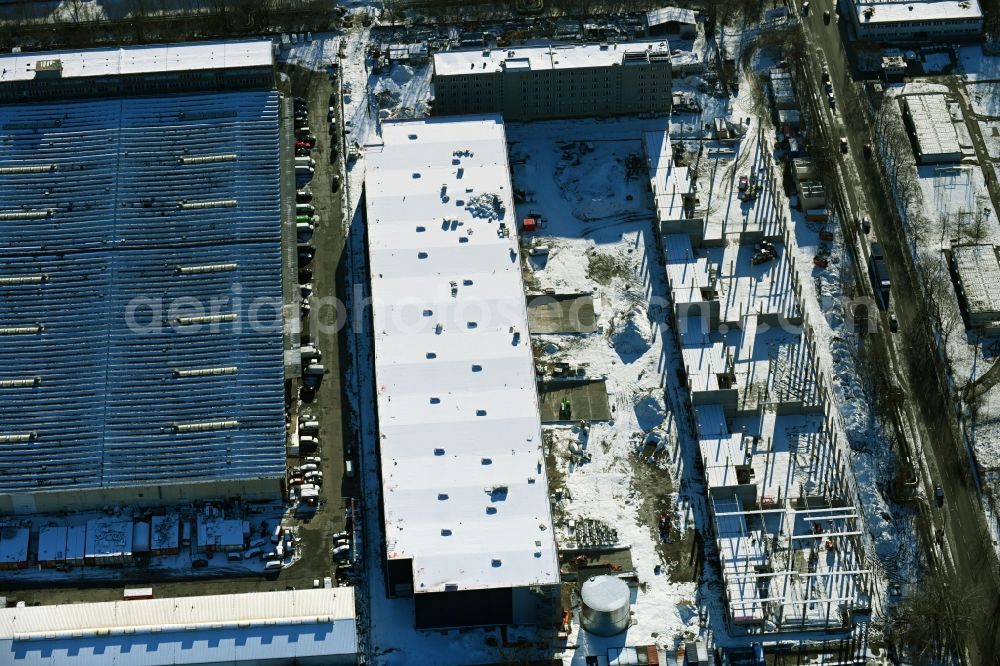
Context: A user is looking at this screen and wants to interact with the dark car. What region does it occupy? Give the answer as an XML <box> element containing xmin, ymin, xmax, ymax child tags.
<box><xmin>823</xmin><ymin>10</ymin><xmax>831</xmax><ymax>23</ymax></box>
<box><xmin>300</xmin><ymin>385</ymin><xmax>316</xmax><ymax>402</ymax></box>
<box><xmin>935</xmin><ymin>485</ymin><xmax>945</xmax><ymax>507</ymax></box>
<box><xmin>331</xmin><ymin>175</ymin><xmax>342</xmax><ymax>192</ymax></box>
<box><xmin>192</xmin><ymin>558</ymin><xmax>209</xmax><ymax>569</ymax></box>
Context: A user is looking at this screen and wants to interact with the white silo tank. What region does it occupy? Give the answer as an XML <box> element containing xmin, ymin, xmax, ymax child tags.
<box><xmin>580</xmin><ymin>575</ymin><xmax>630</xmax><ymax>636</ymax></box>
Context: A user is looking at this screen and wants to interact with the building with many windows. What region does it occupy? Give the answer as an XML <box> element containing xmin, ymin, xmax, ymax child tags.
<box><xmin>845</xmin><ymin>0</ymin><xmax>983</xmax><ymax>42</ymax></box>
<box><xmin>432</xmin><ymin>41</ymin><xmax>672</xmax><ymax>121</ymax></box>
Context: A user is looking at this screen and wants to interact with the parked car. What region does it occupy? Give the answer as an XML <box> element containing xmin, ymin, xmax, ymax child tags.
<box><xmin>935</xmin><ymin>485</ymin><xmax>945</xmax><ymax>507</ymax></box>
<box><xmin>192</xmin><ymin>558</ymin><xmax>209</xmax><ymax>569</ymax></box>
<box><xmin>296</xmin><ymin>190</ymin><xmax>312</xmax><ymax>203</ymax></box>
<box><xmin>823</xmin><ymin>9</ymin><xmax>831</xmax><ymax>23</ymax></box>
<box><xmin>863</xmin><ymin>143</ymin><xmax>872</xmax><ymax>159</ymax></box>
<box><xmin>840</xmin><ymin>137</ymin><xmax>848</xmax><ymax>153</ymax></box>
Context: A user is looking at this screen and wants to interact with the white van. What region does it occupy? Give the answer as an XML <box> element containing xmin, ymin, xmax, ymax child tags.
<box><xmin>345</xmin><ymin>459</ymin><xmax>355</xmax><ymax>478</ymax></box>
<box><xmin>300</xmin><ymin>420</ymin><xmax>320</xmax><ymax>434</ymax></box>
<box><xmin>299</xmin><ymin>463</ymin><xmax>318</xmax><ymax>473</ymax></box>
<box><xmin>294</xmin><ymin>157</ymin><xmax>316</xmax><ymax>167</ymax></box>
<box><xmin>295</xmin><ymin>203</ymin><xmax>315</xmax><ymax>214</ymax></box>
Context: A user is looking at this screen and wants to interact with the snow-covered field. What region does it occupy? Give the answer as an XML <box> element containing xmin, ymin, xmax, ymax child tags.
<box><xmin>509</xmin><ymin>123</ymin><xmax>702</xmax><ymax>657</ymax></box>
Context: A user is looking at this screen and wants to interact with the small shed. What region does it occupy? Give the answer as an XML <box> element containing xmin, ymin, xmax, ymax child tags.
<box><xmin>37</xmin><ymin>525</ymin><xmax>68</xmax><ymax>568</ymax></box>
<box><xmin>85</xmin><ymin>518</ymin><xmax>134</xmax><ymax>566</ymax></box>
<box><xmin>66</xmin><ymin>525</ymin><xmax>86</xmax><ymax>566</ymax></box>
<box><xmin>150</xmin><ymin>514</ymin><xmax>180</xmax><ymax>556</ymax></box>
<box><xmin>646</xmin><ymin>6</ymin><xmax>698</xmax><ymax>39</ymax></box>
<box><xmin>196</xmin><ymin>511</ymin><xmax>246</xmax><ymax>552</ymax></box>
<box><xmin>132</xmin><ymin>521</ymin><xmax>151</xmax><ymax>554</ymax></box>
<box><xmin>0</xmin><ymin>527</ymin><xmax>30</xmax><ymax>570</ymax></box>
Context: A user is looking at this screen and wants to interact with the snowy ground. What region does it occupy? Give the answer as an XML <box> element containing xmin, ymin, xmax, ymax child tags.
<box><xmin>509</xmin><ymin>123</ymin><xmax>702</xmax><ymax>658</ymax></box>
<box><xmin>880</xmin><ymin>67</ymin><xmax>1000</xmax><ymax>557</ymax></box>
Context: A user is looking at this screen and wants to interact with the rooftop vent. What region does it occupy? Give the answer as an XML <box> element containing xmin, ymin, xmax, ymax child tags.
<box><xmin>0</xmin><ymin>275</ymin><xmax>48</xmax><ymax>285</ymax></box>
<box><xmin>0</xmin><ymin>377</ymin><xmax>41</xmax><ymax>388</ymax></box>
<box><xmin>173</xmin><ymin>420</ymin><xmax>238</xmax><ymax>432</ymax></box>
<box><xmin>0</xmin><ymin>165</ymin><xmax>57</xmax><ymax>174</ymax></box>
<box><xmin>177</xmin><ymin>199</ymin><xmax>238</xmax><ymax>210</ymax></box>
<box><xmin>0</xmin><ymin>210</ymin><xmax>51</xmax><ymax>220</ymax></box>
<box><xmin>0</xmin><ymin>324</ymin><xmax>44</xmax><ymax>335</ymax></box>
<box><xmin>174</xmin><ymin>313</ymin><xmax>237</xmax><ymax>325</ymax></box>
<box><xmin>177</xmin><ymin>154</ymin><xmax>237</xmax><ymax>165</ymax></box>
<box><xmin>175</xmin><ymin>262</ymin><xmax>237</xmax><ymax>275</ymax></box>
<box><xmin>0</xmin><ymin>432</ymin><xmax>36</xmax><ymax>443</ymax></box>
<box><xmin>173</xmin><ymin>366</ymin><xmax>238</xmax><ymax>378</ymax></box>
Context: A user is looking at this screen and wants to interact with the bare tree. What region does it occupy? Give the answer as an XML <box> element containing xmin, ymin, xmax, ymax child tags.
<box><xmin>889</xmin><ymin>571</ymin><xmax>978</xmax><ymax>663</ymax></box>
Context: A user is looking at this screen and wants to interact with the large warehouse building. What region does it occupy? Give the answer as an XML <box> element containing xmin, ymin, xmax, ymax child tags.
<box><xmin>432</xmin><ymin>41</ymin><xmax>672</xmax><ymax>121</ymax></box>
<box><xmin>364</xmin><ymin>116</ymin><xmax>560</xmax><ymax>629</ymax></box>
<box><xmin>0</xmin><ymin>588</ymin><xmax>358</xmax><ymax>665</ymax></box>
<box><xmin>0</xmin><ymin>42</ymin><xmax>289</xmax><ymax>514</ymax></box>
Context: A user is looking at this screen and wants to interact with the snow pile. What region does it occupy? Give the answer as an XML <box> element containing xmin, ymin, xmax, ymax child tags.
<box><xmin>465</xmin><ymin>192</ymin><xmax>505</xmax><ymax>220</ymax></box>
<box><xmin>634</xmin><ymin>392</ymin><xmax>667</xmax><ymax>432</ymax></box>
<box><xmin>610</xmin><ymin>309</ymin><xmax>652</xmax><ymax>364</ymax></box>
<box><xmin>389</xmin><ymin>64</ymin><xmax>414</xmax><ymax>85</ymax></box>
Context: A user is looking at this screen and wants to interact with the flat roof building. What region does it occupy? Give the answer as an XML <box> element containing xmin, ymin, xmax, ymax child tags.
<box><xmin>646</xmin><ymin>6</ymin><xmax>698</xmax><ymax>38</ymax></box>
<box><xmin>848</xmin><ymin>0</ymin><xmax>983</xmax><ymax>42</ymax></box>
<box><xmin>0</xmin><ymin>589</ymin><xmax>358</xmax><ymax>665</ymax></box>
<box><xmin>901</xmin><ymin>94</ymin><xmax>962</xmax><ymax>164</ymax></box>
<box><xmin>0</xmin><ymin>80</ymin><xmax>286</xmax><ymax>514</ymax></box>
<box><xmin>0</xmin><ymin>527</ymin><xmax>29</xmax><ymax>570</ymax></box>
<box><xmin>952</xmin><ymin>244</ymin><xmax>1000</xmax><ymax>331</ymax></box>
<box><xmin>365</xmin><ymin>116</ymin><xmax>560</xmax><ymax>629</ymax></box>
<box><xmin>0</xmin><ymin>40</ymin><xmax>274</xmax><ymax>102</ymax></box>
<box><xmin>432</xmin><ymin>41</ymin><xmax>672</xmax><ymax>121</ymax></box>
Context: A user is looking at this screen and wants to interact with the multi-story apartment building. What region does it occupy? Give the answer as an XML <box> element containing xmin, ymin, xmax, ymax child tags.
<box><xmin>432</xmin><ymin>41</ymin><xmax>672</xmax><ymax>121</ymax></box>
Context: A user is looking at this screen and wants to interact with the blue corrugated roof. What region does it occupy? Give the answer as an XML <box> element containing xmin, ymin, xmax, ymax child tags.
<box><xmin>0</xmin><ymin>91</ymin><xmax>286</xmax><ymax>492</ymax></box>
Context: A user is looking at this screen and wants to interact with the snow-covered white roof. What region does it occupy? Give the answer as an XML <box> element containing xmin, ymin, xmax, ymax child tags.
<box><xmin>0</xmin><ymin>40</ymin><xmax>272</xmax><ymax>84</ymax></box>
<box><xmin>0</xmin><ymin>527</ymin><xmax>29</xmax><ymax>565</ymax></box>
<box><xmin>904</xmin><ymin>94</ymin><xmax>961</xmax><ymax>160</ymax></box>
<box><xmin>646</xmin><ymin>6</ymin><xmax>698</xmax><ymax>26</ymax></box>
<box><xmin>953</xmin><ymin>244</ymin><xmax>1000</xmax><ymax>316</ymax></box>
<box><xmin>37</xmin><ymin>526</ymin><xmax>67</xmax><ymax>564</ymax></box>
<box><xmin>433</xmin><ymin>40</ymin><xmax>671</xmax><ymax>77</ymax></box>
<box><xmin>365</xmin><ymin>116</ymin><xmax>559</xmax><ymax>594</ymax></box>
<box><xmin>84</xmin><ymin>518</ymin><xmax>132</xmax><ymax>559</ymax></box>
<box><xmin>853</xmin><ymin>0</ymin><xmax>982</xmax><ymax>25</ymax></box>
<box><xmin>0</xmin><ymin>589</ymin><xmax>356</xmax><ymax>665</ymax></box>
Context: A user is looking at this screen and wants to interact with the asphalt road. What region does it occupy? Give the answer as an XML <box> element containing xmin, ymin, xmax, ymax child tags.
<box><xmin>790</xmin><ymin>2</ymin><xmax>1000</xmax><ymax>662</ymax></box>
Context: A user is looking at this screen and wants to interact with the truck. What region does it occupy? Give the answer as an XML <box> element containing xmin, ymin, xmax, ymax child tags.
<box><xmin>869</xmin><ymin>242</ymin><xmax>891</xmax><ymax>306</ymax></box>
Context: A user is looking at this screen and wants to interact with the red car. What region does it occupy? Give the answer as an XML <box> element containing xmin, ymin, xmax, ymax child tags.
<box><xmin>296</xmin><ymin>139</ymin><xmax>315</xmax><ymax>149</ymax></box>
